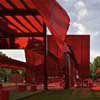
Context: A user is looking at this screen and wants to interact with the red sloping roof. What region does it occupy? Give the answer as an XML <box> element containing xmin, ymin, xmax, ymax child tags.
<box><xmin>0</xmin><ymin>55</ymin><xmax>30</xmax><ymax>70</ymax></box>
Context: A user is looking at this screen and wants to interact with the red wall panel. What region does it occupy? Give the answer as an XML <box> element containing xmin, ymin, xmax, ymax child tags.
<box><xmin>65</xmin><ymin>35</ymin><xmax>90</xmax><ymax>78</ymax></box>
<box><xmin>25</xmin><ymin>35</ymin><xmax>90</xmax><ymax>81</ymax></box>
<box><xmin>47</xmin><ymin>35</ymin><xmax>90</xmax><ymax>78</ymax></box>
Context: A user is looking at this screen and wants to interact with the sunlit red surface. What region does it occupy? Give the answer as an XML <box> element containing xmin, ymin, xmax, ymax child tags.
<box><xmin>15</xmin><ymin>37</ymin><xmax>29</xmax><ymax>48</ymax></box>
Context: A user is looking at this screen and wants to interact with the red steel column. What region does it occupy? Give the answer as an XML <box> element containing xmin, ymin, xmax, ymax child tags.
<box><xmin>43</xmin><ymin>23</ymin><xmax>48</xmax><ymax>90</ymax></box>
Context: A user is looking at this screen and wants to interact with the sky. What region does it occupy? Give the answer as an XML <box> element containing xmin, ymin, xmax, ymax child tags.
<box><xmin>0</xmin><ymin>0</ymin><xmax>100</xmax><ymax>62</ymax></box>
<box><xmin>58</xmin><ymin>0</ymin><xmax>100</xmax><ymax>62</ymax></box>
<box><xmin>0</xmin><ymin>49</ymin><xmax>26</xmax><ymax>62</ymax></box>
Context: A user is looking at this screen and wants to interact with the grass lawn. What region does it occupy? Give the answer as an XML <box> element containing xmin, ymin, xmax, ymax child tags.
<box><xmin>10</xmin><ymin>89</ymin><xmax>100</xmax><ymax>100</ymax></box>
<box><xmin>18</xmin><ymin>90</ymin><xmax>72</xmax><ymax>100</ymax></box>
<box><xmin>10</xmin><ymin>90</ymin><xmax>43</xmax><ymax>100</ymax></box>
<box><xmin>16</xmin><ymin>89</ymin><xmax>100</xmax><ymax>100</ymax></box>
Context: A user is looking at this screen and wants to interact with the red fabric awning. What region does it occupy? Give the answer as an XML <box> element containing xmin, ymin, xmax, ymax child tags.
<box><xmin>32</xmin><ymin>0</ymin><xmax>70</xmax><ymax>58</ymax></box>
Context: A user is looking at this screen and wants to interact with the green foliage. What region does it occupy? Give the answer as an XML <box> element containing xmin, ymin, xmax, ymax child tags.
<box><xmin>90</xmin><ymin>63</ymin><xmax>96</xmax><ymax>79</ymax></box>
<box><xmin>0</xmin><ymin>51</ymin><xmax>6</xmax><ymax>57</ymax></box>
<box><xmin>90</xmin><ymin>56</ymin><xmax>100</xmax><ymax>79</ymax></box>
<box><xmin>93</xmin><ymin>56</ymin><xmax>100</xmax><ymax>67</ymax></box>
<box><xmin>13</xmin><ymin>89</ymin><xmax>100</xmax><ymax>100</ymax></box>
<box><xmin>0</xmin><ymin>68</ymin><xmax>11</xmax><ymax>76</ymax></box>
<box><xmin>12</xmin><ymin>70</ymin><xmax>20</xmax><ymax>74</ymax></box>
<box><xmin>0</xmin><ymin>68</ymin><xmax>26</xmax><ymax>82</ymax></box>
<box><xmin>0</xmin><ymin>51</ymin><xmax>26</xmax><ymax>82</ymax></box>
<box><xmin>21</xmin><ymin>71</ymin><xmax>26</xmax><ymax>78</ymax></box>
<box><xmin>0</xmin><ymin>68</ymin><xmax>12</xmax><ymax>82</ymax></box>
<box><xmin>11</xmin><ymin>70</ymin><xmax>26</xmax><ymax>77</ymax></box>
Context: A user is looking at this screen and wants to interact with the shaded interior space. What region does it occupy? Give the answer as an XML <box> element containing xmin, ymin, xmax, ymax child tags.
<box><xmin>0</xmin><ymin>35</ymin><xmax>90</xmax><ymax>90</ymax></box>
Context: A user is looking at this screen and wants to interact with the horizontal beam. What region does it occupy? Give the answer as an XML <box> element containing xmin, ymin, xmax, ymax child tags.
<box><xmin>0</xmin><ymin>32</ymin><xmax>44</xmax><ymax>38</ymax></box>
<box><xmin>0</xmin><ymin>9</ymin><xmax>40</xmax><ymax>16</ymax></box>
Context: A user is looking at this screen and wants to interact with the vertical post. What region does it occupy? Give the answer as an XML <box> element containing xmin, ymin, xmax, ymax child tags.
<box><xmin>43</xmin><ymin>23</ymin><xmax>48</xmax><ymax>90</ymax></box>
<box><xmin>9</xmin><ymin>36</ymin><xmax>15</xmax><ymax>48</ymax></box>
<box><xmin>67</xmin><ymin>54</ymin><xmax>71</xmax><ymax>88</ymax></box>
<box><xmin>25</xmin><ymin>68</ymin><xmax>32</xmax><ymax>83</ymax></box>
<box><xmin>64</xmin><ymin>53</ymin><xmax>70</xmax><ymax>89</ymax></box>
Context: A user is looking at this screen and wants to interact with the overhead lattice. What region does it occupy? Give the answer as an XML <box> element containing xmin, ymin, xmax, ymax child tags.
<box><xmin>0</xmin><ymin>0</ymin><xmax>44</xmax><ymax>38</ymax></box>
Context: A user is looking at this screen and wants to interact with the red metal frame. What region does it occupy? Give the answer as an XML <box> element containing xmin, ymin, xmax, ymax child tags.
<box><xmin>0</xmin><ymin>0</ymin><xmax>90</xmax><ymax>90</ymax></box>
<box><xmin>0</xmin><ymin>0</ymin><xmax>48</xmax><ymax>89</ymax></box>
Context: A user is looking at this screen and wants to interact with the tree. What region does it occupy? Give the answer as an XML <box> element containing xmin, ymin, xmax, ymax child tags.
<box><xmin>0</xmin><ymin>52</ymin><xmax>6</xmax><ymax>57</ymax></box>
<box><xmin>90</xmin><ymin>56</ymin><xmax>100</xmax><ymax>79</ymax></box>
<box><xmin>0</xmin><ymin>68</ymin><xmax>11</xmax><ymax>82</ymax></box>
<box><xmin>0</xmin><ymin>52</ymin><xmax>12</xmax><ymax>82</ymax></box>
<box><xmin>93</xmin><ymin>56</ymin><xmax>100</xmax><ymax>67</ymax></box>
<box><xmin>90</xmin><ymin>63</ymin><xmax>96</xmax><ymax>79</ymax></box>
<box><xmin>11</xmin><ymin>69</ymin><xmax>26</xmax><ymax>80</ymax></box>
<box><xmin>0</xmin><ymin>52</ymin><xmax>26</xmax><ymax>82</ymax></box>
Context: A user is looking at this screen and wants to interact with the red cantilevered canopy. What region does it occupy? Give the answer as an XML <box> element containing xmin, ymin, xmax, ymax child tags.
<box><xmin>0</xmin><ymin>0</ymin><xmax>44</xmax><ymax>38</ymax></box>
<box><xmin>0</xmin><ymin>0</ymin><xmax>70</xmax><ymax>59</ymax></box>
